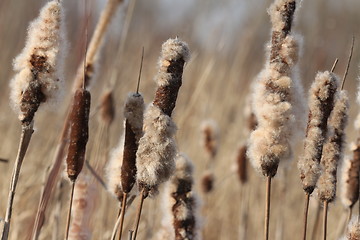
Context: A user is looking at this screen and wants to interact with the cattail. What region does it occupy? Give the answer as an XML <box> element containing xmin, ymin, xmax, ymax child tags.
<box><xmin>162</xmin><ymin>153</ymin><xmax>201</xmax><ymax>240</ymax></box>
<box><xmin>248</xmin><ymin>0</ymin><xmax>302</xmax><ymax>178</ymax></box>
<box><xmin>236</xmin><ymin>144</ymin><xmax>248</xmax><ymax>184</ymax></box>
<box><xmin>136</xmin><ymin>38</ymin><xmax>190</xmax><ymax>197</ymax></box>
<box><xmin>2</xmin><ymin>2</ymin><xmax>65</xmax><ymax>240</ymax></box>
<box><xmin>247</xmin><ymin>1</ymin><xmax>303</xmax><ymax>240</ymax></box>
<box><xmin>132</xmin><ymin>38</ymin><xmax>190</xmax><ymax>240</ymax></box>
<box><xmin>66</xmin><ymin>89</ymin><xmax>91</xmax><ymax>182</ymax></box>
<box><xmin>68</xmin><ymin>175</ymin><xmax>96</xmax><ymax>240</ymax></box>
<box><xmin>200</xmin><ymin>170</ymin><xmax>214</xmax><ymax>194</ymax></box>
<box><xmin>317</xmin><ymin>90</ymin><xmax>348</xmax><ymax>202</ymax></box>
<box><xmin>345</xmin><ymin>217</ymin><xmax>360</xmax><ymax>240</ymax></box>
<box><xmin>201</xmin><ymin>120</ymin><xmax>219</xmax><ymax>159</ymax></box>
<box><xmin>99</xmin><ymin>89</ymin><xmax>115</xmax><ymax>126</ymax></box>
<box><xmin>298</xmin><ymin>71</ymin><xmax>339</xmax><ymax>194</ymax></box>
<box><xmin>121</xmin><ymin>93</ymin><xmax>144</xmax><ymax>193</ymax></box>
<box><xmin>10</xmin><ymin>0</ymin><xmax>65</xmax><ymax>126</ymax></box>
<box><xmin>341</xmin><ymin>150</ymin><xmax>360</xmax><ymax>209</ymax></box>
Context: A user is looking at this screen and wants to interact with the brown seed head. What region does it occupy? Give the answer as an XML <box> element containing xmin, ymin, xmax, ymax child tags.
<box><xmin>99</xmin><ymin>89</ymin><xmax>115</xmax><ymax>126</ymax></box>
<box><xmin>237</xmin><ymin>145</ymin><xmax>248</xmax><ymax>184</ymax></box>
<box><xmin>201</xmin><ymin>171</ymin><xmax>214</xmax><ymax>194</ymax></box>
<box><xmin>66</xmin><ymin>89</ymin><xmax>91</xmax><ymax>181</ymax></box>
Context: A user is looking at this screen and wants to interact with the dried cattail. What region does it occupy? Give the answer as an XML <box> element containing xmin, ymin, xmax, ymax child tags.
<box><xmin>136</xmin><ymin>38</ymin><xmax>190</xmax><ymax>197</ymax></box>
<box><xmin>106</xmin><ymin>92</ymin><xmax>144</xmax><ymax>199</ymax></box>
<box><xmin>345</xmin><ymin>216</ymin><xmax>360</xmax><ymax>240</ymax></box>
<box><xmin>68</xmin><ymin>175</ymin><xmax>96</xmax><ymax>240</ymax></box>
<box><xmin>121</xmin><ymin>93</ymin><xmax>144</xmax><ymax>194</ymax></box>
<box><xmin>66</xmin><ymin>89</ymin><xmax>91</xmax><ymax>182</ymax></box>
<box><xmin>236</xmin><ymin>145</ymin><xmax>248</xmax><ymax>184</ymax></box>
<box><xmin>298</xmin><ymin>71</ymin><xmax>339</xmax><ymax>194</ymax></box>
<box><xmin>99</xmin><ymin>89</ymin><xmax>115</xmax><ymax>126</ymax></box>
<box><xmin>162</xmin><ymin>154</ymin><xmax>201</xmax><ymax>240</ymax></box>
<box><xmin>248</xmin><ymin>0</ymin><xmax>303</xmax><ymax>178</ymax></box>
<box><xmin>201</xmin><ymin>120</ymin><xmax>219</xmax><ymax>159</ymax></box>
<box><xmin>10</xmin><ymin>0</ymin><xmax>65</xmax><ymax>126</ymax></box>
<box><xmin>341</xmin><ymin>147</ymin><xmax>360</xmax><ymax>208</ymax></box>
<box><xmin>317</xmin><ymin>90</ymin><xmax>349</xmax><ymax>202</ymax></box>
<box><xmin>200</xmin><ymin>170</ymin><xmax>214</xmax><ymax>194</ymax></box>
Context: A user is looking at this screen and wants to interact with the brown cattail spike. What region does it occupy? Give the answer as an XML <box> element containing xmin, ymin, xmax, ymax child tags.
<box><xmin>99</xmin><ymin>90</ymin><xmax>115</xmax><ymax>126</ymax></box>
<box><xmin>153</xmin><ymin>38</ymin><xmax>190</xmax><ymax>117</ymax></box>
<box><xmin>237</xmin><ymin>145</ymin><xmax>248</xmax><ymax>184</ymax></box>
<box><xmin>121</xmin><ymin>119</ymin><xmax>138</xmax><ymax>193</ymax></box>
<box><xmin>201</xmin><ymin>171</ymin><xmax>214</xmax><ymax>193</ymax></box>
<box><xmin>66</xmin><ymin>88</ymin><xmax>91</xmax><ymax>181</ymax></box>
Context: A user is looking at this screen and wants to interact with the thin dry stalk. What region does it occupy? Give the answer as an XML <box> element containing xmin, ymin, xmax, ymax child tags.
<box><xmin>323</xmin><ymin>201</ymin><xmax>328</xmax><ymax>240</ymax></box>
<box><xmin>117</xmin><ymin>193</ymin><xmax>128</xmax><ymax>240</ymax></box>
<box><xmin>65</xmin><ymin>181</ymin><xmax>76</xmax><ymax>240</ymax></box>
<box><xmin>132</xmin><ymin>190</ymin><xmax>145</xmax><ymax>240</ymax></box>
<box><xmin>1</xmin><ymin>124</ymin><xmax>34</xmax><ymax>240</ymax></box>
<box><xmin>265</xmin><ymin>176</ymin><xmax>271</xmax><ymax>240</ymax></box>
<box><xmin>311</xmin><ymin>203</ymin><xmax>321</xmax><ymax>240</ymax></box>
<box><xmin>302</xmin><ymin>193</ymin><xmax>310</xmax><ymax>240</ymax></box>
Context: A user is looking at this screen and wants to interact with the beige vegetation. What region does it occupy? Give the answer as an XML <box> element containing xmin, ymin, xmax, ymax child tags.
<box><xmin>1</xmin><ymin>0</ymin><xmax>360</xmax><ymax>240</ymax></box>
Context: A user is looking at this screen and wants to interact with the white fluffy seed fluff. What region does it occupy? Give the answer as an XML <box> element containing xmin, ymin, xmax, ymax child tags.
<box><xmin>124</xmin><ymin>93</ymin><xmax>145</xmax><ymax>141</ymax></box>
<box><xmin>10</xmin><ymin>0</ymin><xmax>65</xmax><ymax>122</ymax></box>
<box><xmin>106</xmin><ymin>134</ymin><xmax>125</xmax><ymax>200</ymax></box>
<box><xmin>298</xmin><ymin>71</ymin><xmax>338</xmax><ymax>194</ymax></box>
<box><xmin>68</xmin><ymin>175</ymin><xmax>96</xmax><ymax>240</ymax></box>
<box><xmin>317</xmin><ymin>90</ymin><xmax>349</xmax><ymax>202</ymax></box>
<box><xmin>155</xmin><ymin>38</ymin><xmax>190</xmax><ymax>87</ymax></box>
<box><xmin>248</xmin><ymin>0</ymin><xmax>304</xmax><ymax>178</ymax></box>
<box><xmin>345</xmin><ymin>216</ymin><xmax>360</xmax><ymax>240</ymax></box>
<box><xmin>136</xmin><ymin>104</ymin><xmax>177</xmax><ymax>196</ymax></box>
<box><xmin>159</xmin><ymin>153</ymin><xmax>201</xmax><ymax>240</ymax></box>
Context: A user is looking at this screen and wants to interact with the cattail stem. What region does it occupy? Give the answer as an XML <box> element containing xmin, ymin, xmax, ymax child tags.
<box><xmin>132</xmin><ymin>190</ymin><xmax>145</xmax><ymax>240</ymax></box>
<box><xmin>348</xmin><ymin>208</ymin><xmax>353</xmax><ymax>226</ymax></box>
<box><xmin>1</xmin><ymin>123</ymin><xmax>34</xmax><ymax>240</ymax></box>
<box><xmin>264</xmin><ymin>176</ymin><xmax>271</xmax><ymax>240</ymax></box>
<box><xmin>118</xmin><ymin>193</ymin><xmax>128</xmax><ymax>240</ymax></box>
<box><xmin>311</xmin><ymin>203</ymin><xmax>321</xmax><ymax>240</ymax></box>
<box><xmin>302</xmin><ymin>193</ymin><xmax>310</xmax><ymax>240</ymax></box>
<box><xmin>65</xmin><ymin>181</ymin><xmax>76</xmax><ymax>240</ymax></box>
<box><xmin>323</xmin><ymin>201</ymin><xmax>328</xmax><ymax>240</ymax></box>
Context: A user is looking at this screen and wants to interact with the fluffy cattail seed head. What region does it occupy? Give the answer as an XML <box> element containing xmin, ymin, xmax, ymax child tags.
<box><xmin>341</xmin><ymin>144</ymin><xmax>360</xmax><ymax>208</ymax></box>
<box><xmin>163</xmin><ymin>154</ymin><xmax>201</xmax><ymax>240</ymax></box>
<box><xmin>317</xmin><ymin>90</ymin><xmax>349</xmax><ymax>202</ymax></box>
<box><xmin>66</xmin><ymin>89</ymin><xmax>91</xmax><ymax>182</ymax></box>
<box><xmin>345</xmin><ymin>216</ymin><xmax>360</xmax><ymax>240</ymax></box>
<box><xmin>10</xmin><ymin>0</ymin><xmax>65</xmax><ymax>125</ymax></box>
<box><xmin>136</xmin><ymin>38</ymin><xmax>190</xmax><ymax>197</ymax></box>
<box><xmin>248</xmin><ymin>0</ymin><xmax>302</xmax><ymax>178</ymax></box>
<box><xmin>298</xmin><ymin>71</ymin><xmax>339</xmax><ymax>194</ymax></box>
<box><xmin>106</xmin><ymin>134</ymin><xmax>125</xmax><ymax>201</ymax></box>
<box><xmin>153</xmin><ymin>38</ymin><xmax>190</xmax><ymax>117</ymax></box>
<box><xmin>99</xmin><ymin>89</ymin><xmax>115</xmax><ymax>126</ymax></box>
